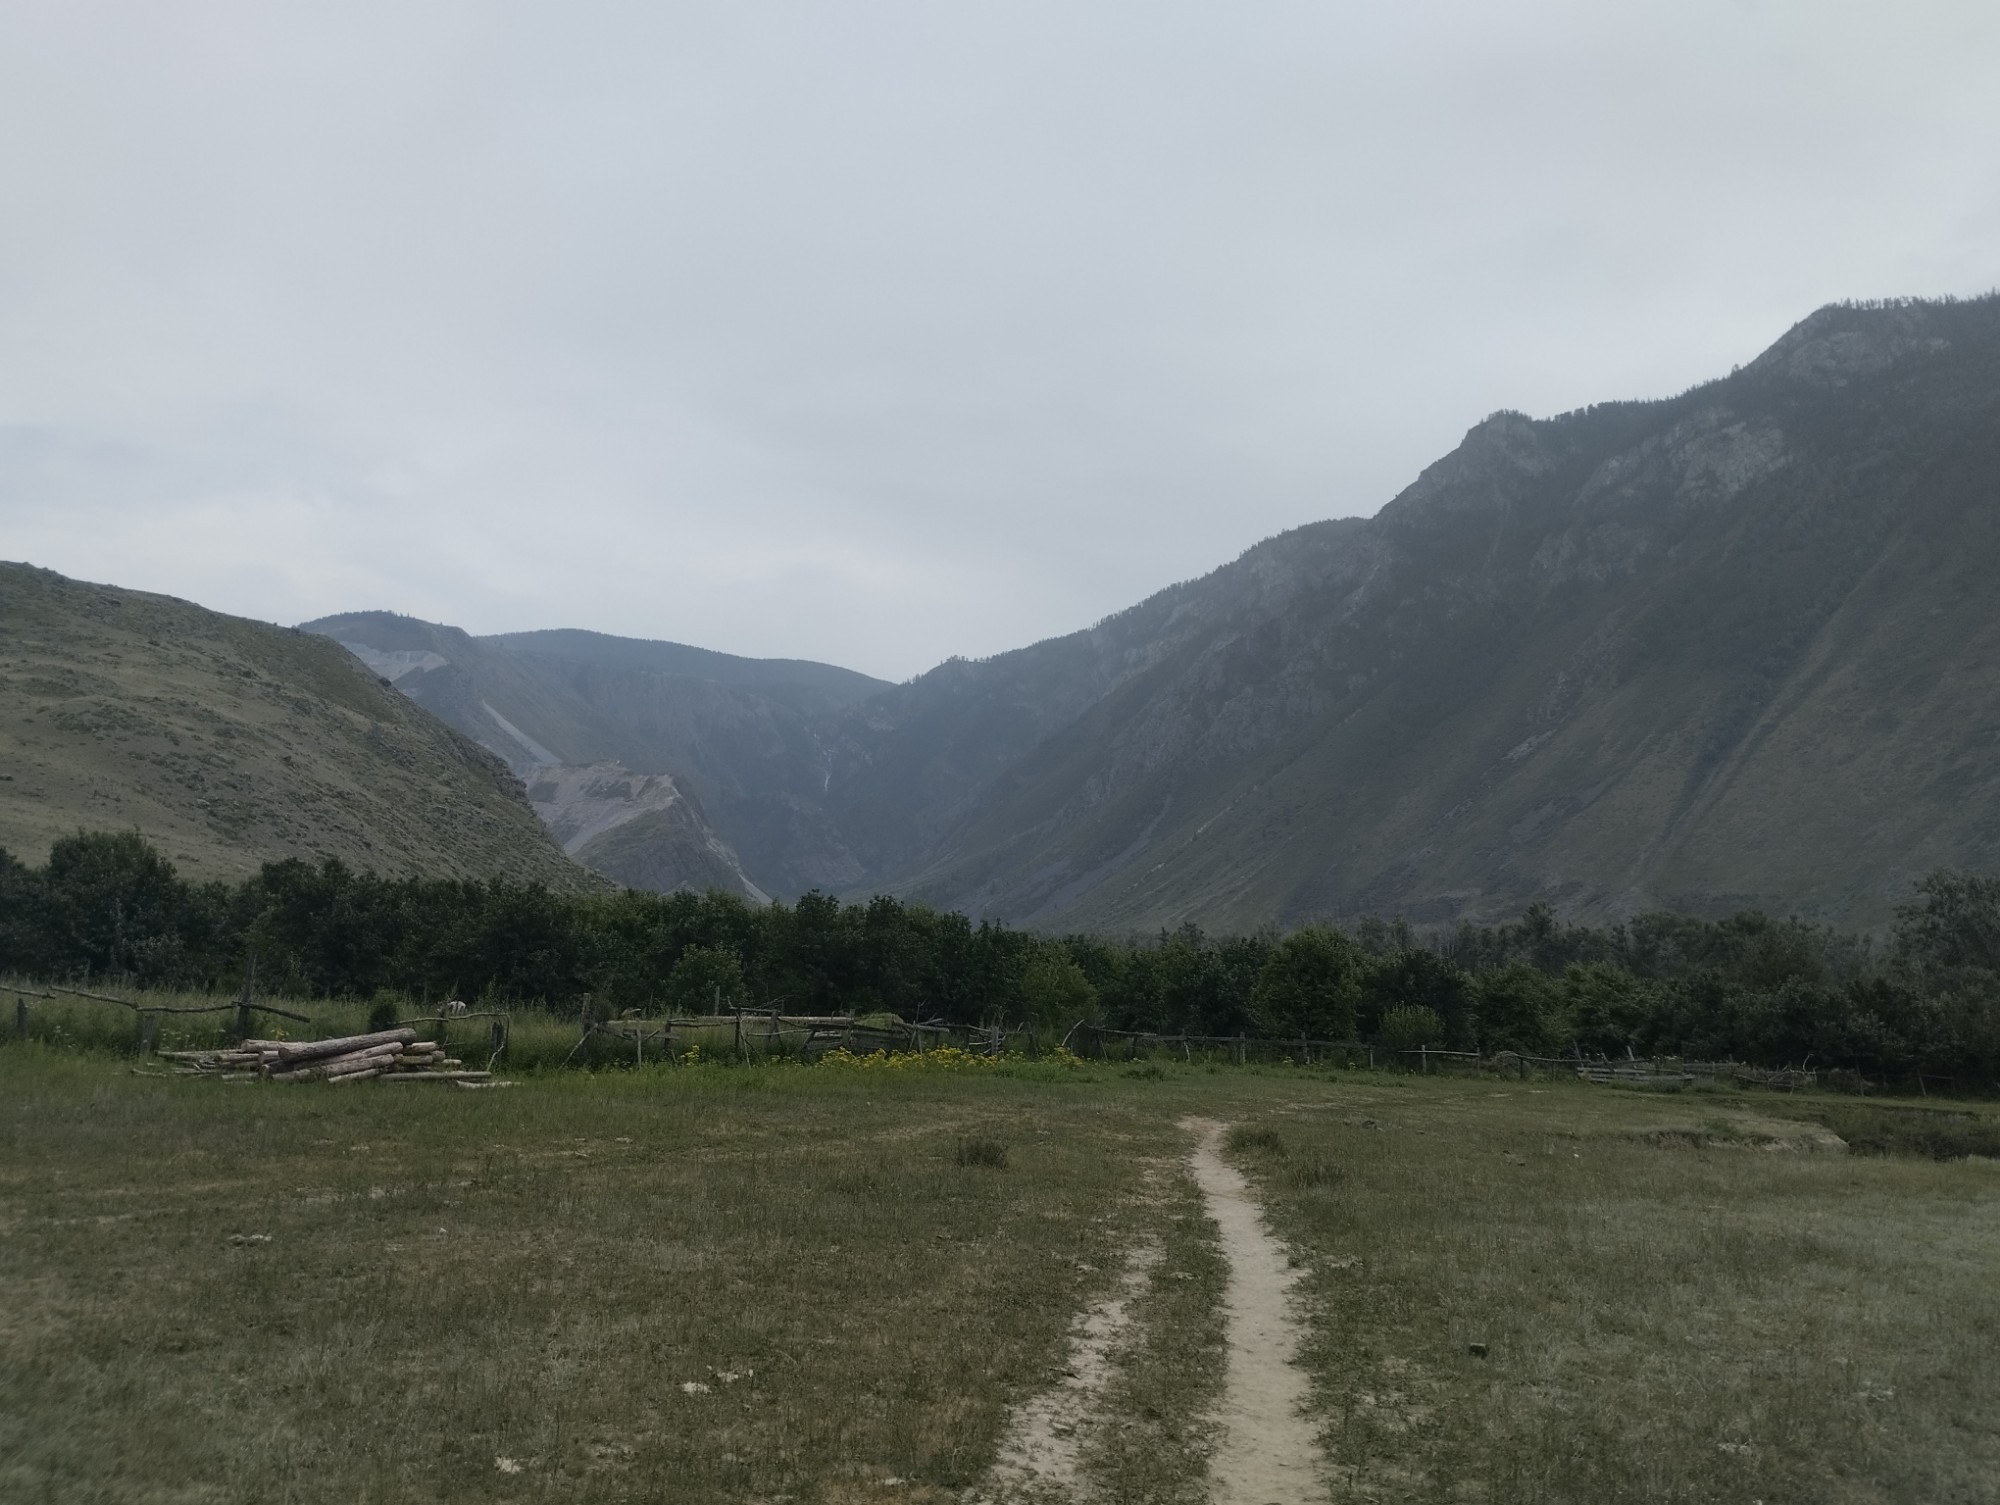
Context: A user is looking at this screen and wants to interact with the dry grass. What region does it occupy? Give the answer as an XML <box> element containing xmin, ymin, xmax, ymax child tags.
<box><xmin>3</xmin><ymin>1046</ymin><xmax>1996</xmax><ymax>1503</ymax></box>
<box><xmin>0</xmin><ymin>1049</ymin><xmax>1178</xmax><ymax>1504</ymax></box>
<box><xmin>1227</xmin><ymin>1078</ymin><xmax>2000</xmax><ymax>1504</ymax></box>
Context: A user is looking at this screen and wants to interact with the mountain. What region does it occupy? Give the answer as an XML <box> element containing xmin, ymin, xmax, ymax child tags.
<box><xmin>0</xmin><ymin>564</ymin><xmax>593</xmax><ymax>889</ymax></box>
<box><xmin>312</xmin><ymin>295</ymin><xmax>2000</xmax><ymax>930</ymax></box>
<box><xmin>819</xmin><ymin>296</ymin><xmax>2000</xmax><ymax>929</ymax></box>
<box><xmin>299</xmin><ymin>613</ymin><xmax>891</xmax><ymax>899</ymax></box>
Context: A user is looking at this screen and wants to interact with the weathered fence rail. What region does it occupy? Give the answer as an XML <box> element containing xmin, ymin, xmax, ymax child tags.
<box><xmin>0</xmin><ymin>985</ymin><xmax>1872</xmax><ymax>1093</ymax></box>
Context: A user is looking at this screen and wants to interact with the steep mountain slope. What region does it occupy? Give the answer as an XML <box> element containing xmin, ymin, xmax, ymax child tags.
<box><xmin>303</xmin><ymin>613</ymin><xmax>888</xmax><ymax>897</ymax></box>
<box><xmin>0</xmin><ymin>565</ymin><xmax>593</xmax><ymax>889</ymax></box>
<box><xmin>815</xmin><ymin>297</ymin><xmax>2000</xmax><ymax>929</ymax></box>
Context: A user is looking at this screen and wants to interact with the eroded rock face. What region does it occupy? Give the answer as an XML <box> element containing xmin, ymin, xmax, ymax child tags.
<box><xmin>524</xmin><ymin>760</ymin><xmax>767</xmax><ymax>903</ymax></box>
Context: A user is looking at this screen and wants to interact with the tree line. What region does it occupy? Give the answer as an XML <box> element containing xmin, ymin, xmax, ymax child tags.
<box><xmin>3</xmin><ymin>830</ymin><xmax>1998</xmax><ymax>1085</ymax></box>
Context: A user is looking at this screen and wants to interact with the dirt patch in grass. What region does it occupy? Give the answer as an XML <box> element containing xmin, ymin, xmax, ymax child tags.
<box><xmin>973</xmin><ymin>1237</ymin><xmax>1162</xmax><ymax>1502</ymax></box>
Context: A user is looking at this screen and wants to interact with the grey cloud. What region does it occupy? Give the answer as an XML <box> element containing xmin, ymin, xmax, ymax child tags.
<box><xmin>1</xmin><ymin>1</ymin><xmax>1995</xmax><ymax>677</ymax></box>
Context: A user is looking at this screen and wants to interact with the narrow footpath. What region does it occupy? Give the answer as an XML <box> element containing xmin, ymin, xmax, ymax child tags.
<box><xmin>1183</xmin><ymin>1117</ymin><xmax>1329</xmax><ymax>1505</ymax></box>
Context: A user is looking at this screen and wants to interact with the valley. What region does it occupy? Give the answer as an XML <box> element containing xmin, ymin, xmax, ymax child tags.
<box><xmin>306</xmin><ymin>296</ymin><xmax>2000</xmax><ymax>930</ymax></box>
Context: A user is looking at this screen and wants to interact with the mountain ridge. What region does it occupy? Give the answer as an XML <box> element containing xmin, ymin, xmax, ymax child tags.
<box><xmin>311</xmin><ymin>294</ymin><xmax>2000</xmax><ymax>928</ymax></box>
<box><xmin>807</xmin><ymin>296</ymin><xmax>2000</xmax><ymax>929</ymax></box>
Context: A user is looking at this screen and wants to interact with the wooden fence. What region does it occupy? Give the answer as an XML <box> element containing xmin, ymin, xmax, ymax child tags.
<box><xmin>1</xmin><ymin>985</ymin><xmax>1910</xmax><ymax>1094</ymax></box>
<box><xmin>10</xmin><ymin>979</ymin><xmax>309</xmax><ymax>1054</ymax></box>
<box><xmin>568</xmin><ymin>1010</ymin><xmax>1040</xmax><ymax>1066</ymax></box>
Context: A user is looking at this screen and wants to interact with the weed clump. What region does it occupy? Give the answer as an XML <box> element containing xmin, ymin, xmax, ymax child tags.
<box><xmin>1226</xmin><ymin>1124</ymin><xmax>1286</xmax><ymax>1155</ymax></box>
<box><xmin>954</xmin><ymin>1136</ymin><xmax>1008</xmax><ymax>1169</ymax></box>
<box><xmin>1124</xmin><ymin>1064</ymin><xmax>1167</xmax><ymax>1080</ymax></box>
<box><xmin>1286</xmin><ymin>1154</ymin><xmax>1343</xmax><ymax>1189</ymax></box>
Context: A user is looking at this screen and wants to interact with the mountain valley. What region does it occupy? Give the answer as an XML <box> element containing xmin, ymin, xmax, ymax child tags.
<box><xmin>12</xmin><ymin>296</ymin><xmax>1998</xmax><ymax>931</ymax></box>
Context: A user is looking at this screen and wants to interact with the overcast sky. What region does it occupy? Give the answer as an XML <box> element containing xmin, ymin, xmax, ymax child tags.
<box><xmin>3</xmin><ymin>1</ymin><xmax>1996</xmax><ymax>681</ymax></box>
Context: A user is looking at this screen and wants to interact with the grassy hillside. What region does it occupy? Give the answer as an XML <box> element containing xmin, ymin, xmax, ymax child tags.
<box><xmin>0</xmin><ymin>565</ymin><xmax>593</xmax><ymax>889</ymax></box>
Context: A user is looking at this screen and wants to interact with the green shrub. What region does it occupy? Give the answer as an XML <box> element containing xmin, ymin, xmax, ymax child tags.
<box><xmin>366</xmin><ymin>992</ymin><xmax>401</xmax><ymax>1033</ymax></box>
<box><xmin>1379</xmin><ymin>1004</ymin><xmax>1445</xmax><ymax>1054</ymax></box>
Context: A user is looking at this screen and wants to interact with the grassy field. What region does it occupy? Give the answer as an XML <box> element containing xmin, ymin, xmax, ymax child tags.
<box><xmin>2</xmin><ymin>1045</ymin><xmax>1996</xmax><ymax>1504</ymax></box>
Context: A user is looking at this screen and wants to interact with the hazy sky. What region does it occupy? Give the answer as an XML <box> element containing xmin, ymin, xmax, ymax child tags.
<box><xmin>3</xmin><ymin>1</ymin><xmax>1996</xmax><ymax>680</ymax></box>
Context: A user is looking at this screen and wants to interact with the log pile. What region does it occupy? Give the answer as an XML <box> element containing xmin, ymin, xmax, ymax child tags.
<box><xmin>159</xmin><ymin>1027</ymin><xmax>497</xmax><ymax>1085</ymax></box>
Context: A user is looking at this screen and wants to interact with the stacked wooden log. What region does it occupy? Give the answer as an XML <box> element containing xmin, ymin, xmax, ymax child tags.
<box><xmin>159</xmin><ymin>1027</ymin><xmax>496</xmax><ymax>1085</ymax></box>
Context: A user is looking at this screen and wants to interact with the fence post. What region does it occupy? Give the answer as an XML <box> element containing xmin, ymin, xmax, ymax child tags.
<box><xmin>490</xmin><ymin>1017</ymin><xmax>507</xmax><ymax>1061</ymax></box>
<box><xmin>137</xmin><ymin>1011</ymin><xmax>159</xmax><ymax>1056</ymax></box>
<box><xmin>1235</xmin><ymin>1033</ymin><xmax>1245</xmax><ymax>1067</ymax></box>
<box><xmin>1420</xmin><ymin>1045</ymin><xmax>1428</xmax><ymax>1075</ymax></box>
<box><xmin>17</xmin><ymin>996</ymin><xmax>29</xmax><ymax>1039</ymax></box>
<box><xmin>734</xmin><ymin>1009</ymin><xmax>745</xmax><ymax>1064</ymax></box>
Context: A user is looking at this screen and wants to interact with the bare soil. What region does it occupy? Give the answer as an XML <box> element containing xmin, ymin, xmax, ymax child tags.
<box><xmin>971</xmin><ymin>1239</ymin><xmax>1163</xmax><ymax>1502</ymax></box>
<box><xmin>1184</xmin><ymin>1117</ymin><xmax>1328</xmax><ymax>1505</ymax></box>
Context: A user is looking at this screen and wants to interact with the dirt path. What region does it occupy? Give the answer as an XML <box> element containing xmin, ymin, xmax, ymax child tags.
<box><xmin>970</xmin><ymin>1238</ymin><xmax>1162</xmax><ymax>1503</ymax></box>
<box><xmin>1184</xmin><ymin>1117</ymin><xmax>1329</xmax><ymax>1505</ymax></box>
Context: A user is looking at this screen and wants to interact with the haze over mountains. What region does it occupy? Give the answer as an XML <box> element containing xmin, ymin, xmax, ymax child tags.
<box><xmin>296</xmin><ymin>297</ymin><xmax>2000</xmax><ymax>931</ymax></box>
<box><xmin>8</xmin><ymin>297</ymin><xmax>1996</xmax><ymax>929</ymax></box>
